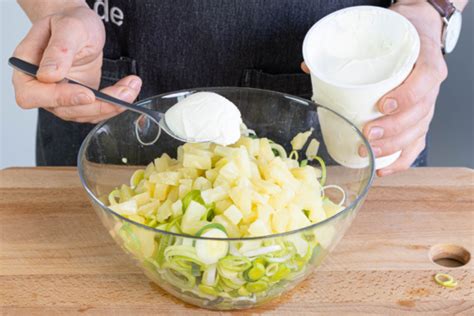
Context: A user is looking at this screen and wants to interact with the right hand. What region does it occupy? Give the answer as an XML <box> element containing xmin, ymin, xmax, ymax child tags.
<box><xmin>12</xmin><ymin>6</ymin><xmax>141</xmax><ymax>123</ymax></box>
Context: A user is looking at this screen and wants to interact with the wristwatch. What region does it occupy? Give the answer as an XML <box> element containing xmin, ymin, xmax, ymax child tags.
<box><xmin>426</xmin><ymin>0</ymin><xmax>463</xmax><ymax>54</ymax></box>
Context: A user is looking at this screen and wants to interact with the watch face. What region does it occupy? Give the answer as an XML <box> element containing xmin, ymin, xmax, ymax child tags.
<box><xmin>444</xmin><ymin>11</ymin><xmax>462</xmax><ymax>54</ymax></box>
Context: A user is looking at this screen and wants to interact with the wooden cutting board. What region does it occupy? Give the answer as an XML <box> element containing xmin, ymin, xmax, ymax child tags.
<box><xmin>0</xmin><ymin>167</ymin><xmax>473</xmax><ymax>315</ymax></box>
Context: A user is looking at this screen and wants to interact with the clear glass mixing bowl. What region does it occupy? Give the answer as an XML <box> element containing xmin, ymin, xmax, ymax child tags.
<box><xmin>78</xmin><ymin>87</ymin><xmax>375</xmax><ymax>310</ymax></box>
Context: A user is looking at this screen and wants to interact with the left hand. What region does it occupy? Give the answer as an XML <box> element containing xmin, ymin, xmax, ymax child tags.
<box><xmin>301</xmin><ymin>2</ymin><xmax>448</xmax><ymax>176</ymax></box>
<box><xmin>362</xmin><ymin>2</ymin><xmax>448</xmax><ymax>176</ymax></box>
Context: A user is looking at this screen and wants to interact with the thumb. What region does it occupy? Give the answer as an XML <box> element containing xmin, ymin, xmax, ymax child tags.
<box><xmin>301</xmin><ymin>62</ymin><xmax>310</xmax><ymax>74</ymax></box>
<box><xmin>37</xmin><ymin>18</ymin><xmax>84</xmax><ymax>83</ymax></box>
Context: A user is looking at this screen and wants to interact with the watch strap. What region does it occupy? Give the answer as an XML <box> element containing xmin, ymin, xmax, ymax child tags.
<box><xmin>427</xmin><ymin>0</ymin><xmax>456</xmax><ymax>18</ymax></box>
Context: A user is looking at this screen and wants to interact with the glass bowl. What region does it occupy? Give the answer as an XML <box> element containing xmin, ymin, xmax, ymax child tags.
<box><xmin>78</xmin><ymin>87</ymin><xmax>375</xmax><ymax>310</ymax></box>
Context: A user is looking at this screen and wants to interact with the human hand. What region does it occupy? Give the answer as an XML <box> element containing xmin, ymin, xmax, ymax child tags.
<box><xmin>12</xmin><ymin>6</ymin><xmax>141</xmax><ymax>123</ymax></box>
<box><xmin>362</xmin><ymin>2</ymin><xmax>448</xmax><ymax>176</ymax></box>
<box><xmin>301</xmin><ymin>2</ymin><xmax>448</xmax><ymax>176</ymax></box>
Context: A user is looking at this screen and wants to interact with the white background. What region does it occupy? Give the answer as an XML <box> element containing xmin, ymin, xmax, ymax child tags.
<box><xmin>0</xmin><ymin>1</ymin><xmax>472</xmax><ymax>169</ymax></box>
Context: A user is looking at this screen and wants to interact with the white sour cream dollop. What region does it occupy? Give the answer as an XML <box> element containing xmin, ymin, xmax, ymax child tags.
<box><xmin>164</xmin><ymin>92</ymin><xmax>242</xmax><ymax>146</ymax></box>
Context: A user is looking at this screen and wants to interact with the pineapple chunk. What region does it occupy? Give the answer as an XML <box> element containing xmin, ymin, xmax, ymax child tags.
<box><xmin>132</xmin><ymin>191</ymin><xmax>150</xmax><ymax>207</ymax></box>
<box><xmin>291</xmin><ymin>166</ymin><xmax>321</xmax><ymax>184</ymax></box>
<box><xmin>181</xmin><ymin>201</ymin><xmax>207</xmax><ymax>234</ymax></box>
<box><xmin>167</xmin><ymin>186</ymin><xmax>179</xmax><ymax>202</ymax></box>
<box><xmin>214</xmin><ymin>157</ymin><xmax>229</xmax><ymax>170</ymax></box>
<box><xmin>250</xmin><ymin>162</ymin><xmax>261</xmax><ymax>179</ymax></box>
<box><xmin>213</xmin><ymin>215</ymin><xmax>241</xmax><ymax>238</ymax></box>
<box><xmin>183</xmin><ymin>153</ymin><xmax>212</xmax><ymax>170</ymax></box>
<box><xmin>287</xmin><ymin>205</ymin><xmax>312</xmax><ymax>230</ymax></box>
<box><xmin>153</xmin><ymin>182</ymin><xmax>170</xmax><ymax>201</ymax></box>
<box><xmin>138</xmin><ymin>200</ymin><xmax>160</xmax><ymax>216</ymax></box>
<box><xmin>201</xmin><ymin>186</ymin><xmax>228</xmax><ymax>204</ymax></box>
<box><xmin>241</xmin><ymin>209</ymin><xmax>258</xmax><ymax>225</ymax></box>
<box><xmin>157</xmin><ymin>200</ymin><xmax>172</xmax><ymax>223</ymax></box>
<box><xmin>177</xmin><ymin>146</ymin><xmax>184</xmax><ymax>163</ymax></box>
<box><xmin>248</xmin><ymin>219</ymin><xmax>270</xmax><ymax>237</ymax></box>
<box><xmin>268</xmin><ymin>158</ymin><xmax>299</xmax><ymax>188</ymax></box>
<box><xmin>154</xmin><ymin>153</ymin><xmax>172</xmax><ymax>172</ymax></box>
<box><xmin>213</xmin><ymin>174</ymin><xmax>232</xmax><ymax>188</ymax></box>
<box><xmin>149</xmin><ymin>171</ymin><xmax>181</xmax><ymax>185</ymax></box>
<box><xmin>258</xmin><ymin>138</ymin><xmax>275</xmax><ymax>161</ymax></box>
<box><xmin>271</xmin><ymin>209</ymin><xmax>290</xmax><ymax>233</ymax></box>
<box><xmin>223</xmin><ymin>205</ymin><xmax>243</xmax><ymax>225</ymax></box>
<box><xmin>193</xmin><ymin>177</ymin><xmax>212</xmax><ymax>191</ymax></box>
<box><xmin>252</xmin><ymin>191</ymin><xmax>269</xmax><ymax>205</ymax></box>
<box><xmin>171</xmin><ymin>200</ymin><xmax>183</xmax><ymax>217</ymax></box>
<box><xmin>178</xmin><ymin>179</ymin><xmax>193</xmax><ymax>198</ymax></box>
<box><xmin>219</xmin><ymin>161</ymin><xmax>240</xmax><ymax>181</ymax></box>
<box><xmin>205</xmin><ymin>169</ymin><xmax>219</xmax><ymax>183</ymax></box>
<box><xmin>235</xmin><ymin>146</ymin><xmax>251</xmax><ymax>178</ymax></box>
<box><xmin>180</xmin><ymin>168</ymin><xmax>201</xmax><ymax>179</ymax></box>
<box><xmin>285</xmin><ymin>159</ymin><xmax>299</xmax><ymax>169</ymax></box>
<box><xmin>144</xmin><ymin>162</ymin><xmax>155</xmax><ymax>179</ymax></box>
<box><xmin>252</xmin><ymin>178</ymin><xmax>281</xmax><ymax>195</ymax></box>
<box><xmin>256</xmin><ymin>204</ymin><xmax>273</xmax><ymax>224</ymax></box>
<box><xmin>308</xmin><ymin>206</ymin><xmax>327</xmax><ymax>223</ymax></box>
<box><xmin>269</xmin><ymin>185</ymin><xmax>295</xmax><ymax>210</ymax></box>
<box><xmin>214</xmin><ymin>145</ymin><xmax>238</xmax><ymax>157</ymax></box>
<box><xmin>229</xmin><ymin>186</ymin><xmax>251</xmax><ymax>216</ymax></box>
<box><xmin>185</xmin><ymin>142</ymin><xmax>212</xmax><ymax>150</ymax></box>
<box><xmin>235</xmin><ymin>136</ymin><xmax>260</xmax><ymax>157</ymax></box>
<box><xmin>215</xmin><ymin>199</ymin><xmax>233</xmax><ymax>214</ymax></box>
<box><xmin>291</xmin><ymin>128</ymin><xmax>313</xmax><ymax>151</ymax></box>
<box><xmin>109</xmin><ymin>199</ymin><xmax>137</xmax><ymax>215</ymax></box>
<box><xmin>305</xmin><ymin>138</ymin><xmax>320</xmax><ymax>158</ymax></box>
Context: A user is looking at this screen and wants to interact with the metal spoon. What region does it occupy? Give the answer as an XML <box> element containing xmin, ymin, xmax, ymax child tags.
<box><xmin>8</xmin><ymin>56</ymin><xmax>189</xmax><ymax>144</ymax></box>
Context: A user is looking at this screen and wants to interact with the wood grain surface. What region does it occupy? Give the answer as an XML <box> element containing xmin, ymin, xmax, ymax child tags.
<box><xmin>0</xmin><ymin>167</ymin><xmax>473</xmax><ymax>315</ymax></box>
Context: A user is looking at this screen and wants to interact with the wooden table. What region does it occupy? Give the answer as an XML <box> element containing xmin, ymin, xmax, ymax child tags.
<box><xmin>1</xmin><ymin>167</ymin><xmax>473</xmax><ymax>315</ymax></box>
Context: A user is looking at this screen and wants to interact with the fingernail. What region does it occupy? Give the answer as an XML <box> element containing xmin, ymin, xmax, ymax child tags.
<box><xmin>39</xmin><ymin>62</ymin><xmax>58</xmax><ymax>73</ymax></box>
<box><xmin>383</xmin><ymin>98</ymin><xmax>398</xmax><ymax>114</ymax></box>
<box><xmin>129</xmin><ymin>79</ymin><xmax>142</xmax><ymax>90</ymax></box>
<box><xmin>73</xmin><ymin>93</ymin><xmax>92</xmax><ymax>105</ymax></box>
<box><xmin>368</xmin><ymin>127</ymin><xmax>384</xmax><ymax>141</ymax></box>
<box><xmin>359</xmin><ymin>146</ymin><xmax>368</xmax><ymax>157</ymax></box>
<box><xmin>119</xmin><ymin>88</ymin><xmax>132</xmax><ymax>99</ymax></box>
<box><xmin>378</xmin><ymin>169</ymin><xmax>394</xmax><ymax>177</ymax></box>
<box><xmin>372</xmin><ymin>146</ymin><xmax>382</xmax><ymax>157</ymax></box>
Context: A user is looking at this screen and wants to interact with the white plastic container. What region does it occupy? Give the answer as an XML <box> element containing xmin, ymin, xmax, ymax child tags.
<box><xmin>303</xmin><ymin>6</ymin><xmax>420</xmax><ymax>169</ymax></box>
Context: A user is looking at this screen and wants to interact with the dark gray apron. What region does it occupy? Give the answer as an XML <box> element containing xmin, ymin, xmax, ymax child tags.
<box><xmin>37</xmin><ymin>0</ymin><xmax>426</xmax><ymax>167</ymax></box>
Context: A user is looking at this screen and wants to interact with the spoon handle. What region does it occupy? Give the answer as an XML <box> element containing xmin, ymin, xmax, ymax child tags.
<box><xmin>8</xmin><ymin>57</ymin><xmax>154</xmax><ymax>117</ymax></box>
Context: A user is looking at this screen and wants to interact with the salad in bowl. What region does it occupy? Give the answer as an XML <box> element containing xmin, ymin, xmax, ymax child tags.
<box><xmin>78</xmin><ymin>87</ymin><xmax>374</xmax><ymax>310</ymax></box>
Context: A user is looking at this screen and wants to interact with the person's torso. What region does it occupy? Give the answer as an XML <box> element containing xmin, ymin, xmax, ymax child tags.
<box><xmin>85</xmin><ymin>0</ymin><xmax>391</xmax><ymax>98</ymax></box>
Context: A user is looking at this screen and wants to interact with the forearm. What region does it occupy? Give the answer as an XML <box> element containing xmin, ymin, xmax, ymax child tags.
<box><xmin>17</xmin><ymin>0</ymin><xmax>88</xmax><ymax>22</ymax></box>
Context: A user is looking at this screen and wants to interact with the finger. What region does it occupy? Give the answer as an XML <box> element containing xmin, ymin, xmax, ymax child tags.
<box><xmin>51</xmin><ymin>75</ymin><xmax>142</xmax><ymax>122</ymax></box>
<box><xmin>12</xmin><ymin>18</ymin><xmax>53</xmax><ymax>104</ymax></box>
<box><xmin>74</xmin><ymin>110</ymin><xmax>126</xmax><ymax>124</ymax></box>
<box><xmin>13</xmin><ymin>79</ymin><xmax>95</xmax><ymax>109</ymax></box>
<box><xmin>301</xmin><ymin>62</ymin><xmax>310</xmax><ymax>74</ymax></box>
<box><xmin>368</xmin><ymin>107</ymin><xmax>433</xmax><ymax>157</ymax></box>
<box><xmin>364</xmin><ymin>88</ymin><xmax>439</xmax><ymax>140</ymax></box>
<box><xmin>377</xmin><ymin>37</ymin><xmax>447</xmax><ymax>115</ymax></box>
<box><xmin>13</xmin><ymin>18</ymin><xmax>51</xmax><ymax>64</ymax></box>
<box><xmin>37</xmin><ymin>15</ymin><xmax>87</xmax><ymax>83</ymax></box>
<box><xmin>376</xmin><ymin>136</ymin><xmax>427</xmax><ymax>177</ymax></box>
